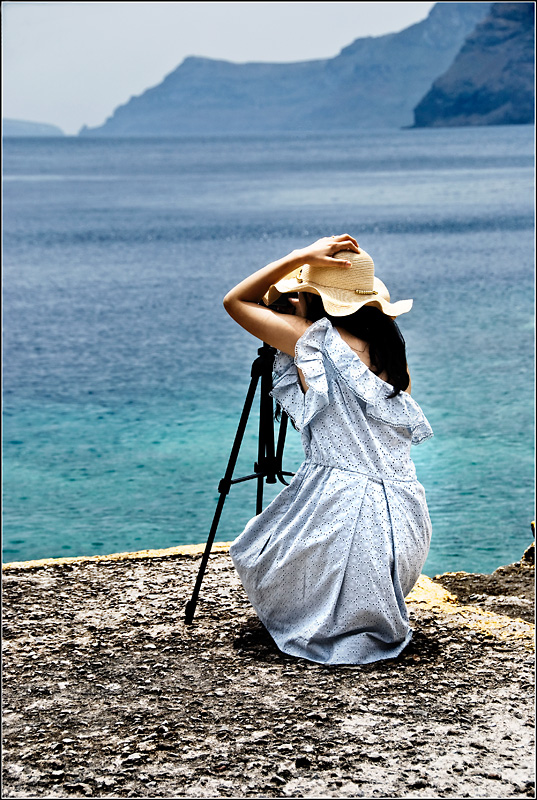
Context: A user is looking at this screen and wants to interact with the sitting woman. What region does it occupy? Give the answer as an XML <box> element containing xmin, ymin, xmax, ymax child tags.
<box><xmin>223</xmin><ymin>234</ymin><xmax>433</xmax><ymax>665</ymax></box>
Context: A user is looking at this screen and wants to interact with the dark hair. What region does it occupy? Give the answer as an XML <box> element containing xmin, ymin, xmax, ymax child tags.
<box><xmin>304</xmin><ymin>293</ymin><xmax>409</xmax><ymax>398</ymax></box>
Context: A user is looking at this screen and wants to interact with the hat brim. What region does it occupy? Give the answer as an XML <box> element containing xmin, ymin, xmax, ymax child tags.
<box><xmin>263</xmin><ymin>272</ymin><xmax>413</xmax><ymax>318</ymax></box>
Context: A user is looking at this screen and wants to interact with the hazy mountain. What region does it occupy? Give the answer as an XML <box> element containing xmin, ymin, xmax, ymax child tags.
<box><xmin>413</xmin><ymin>2</ymin><xmax>535</xmax><ymax>127</ymax></box>
<box><xmin>3</xmin><ymin>119</ymin><xmax>65</xmax><ymax>137</ymax></box>
<box><xmin>79</xmin><ymin>2</ymin><xmax>490</xmax><ymax>137</ymax></box>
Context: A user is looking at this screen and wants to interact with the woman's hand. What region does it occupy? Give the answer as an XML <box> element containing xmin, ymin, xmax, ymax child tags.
<box><xmin>294</xmin><ymin>234</ymin><xmax>360</xmax><ymax>269</ymax></box>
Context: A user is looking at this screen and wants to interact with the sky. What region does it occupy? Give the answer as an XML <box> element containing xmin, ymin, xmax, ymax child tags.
<box><xmin>2</xmin><ymin>1</ymin><xmax>436</xmax><ymax>135</ymax></box>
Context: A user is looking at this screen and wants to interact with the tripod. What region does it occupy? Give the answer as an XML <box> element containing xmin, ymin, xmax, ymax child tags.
<box><xmin>184</xmin><ymin>343</ymin><xmax>294</xmax><ymax>624</ymax></box>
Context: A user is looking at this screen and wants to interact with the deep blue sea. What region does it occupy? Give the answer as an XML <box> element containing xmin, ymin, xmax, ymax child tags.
<box><xmin>2</xmin><ymin>127</ymin><xmax>535</xmax><ymax>575</ymax></box>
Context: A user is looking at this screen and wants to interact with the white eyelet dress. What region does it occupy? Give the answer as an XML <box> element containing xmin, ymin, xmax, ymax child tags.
<box><xmin>229</xmin><ymin>318</ymin><xmax>433</xmax><ymax>665</ymax></box>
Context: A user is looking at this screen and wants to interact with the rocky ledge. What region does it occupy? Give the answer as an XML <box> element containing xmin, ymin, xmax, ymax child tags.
<box><xmin>2</xmin><ymin>542</ymin><xmax>535</xmax><ymax>799</ymax></box>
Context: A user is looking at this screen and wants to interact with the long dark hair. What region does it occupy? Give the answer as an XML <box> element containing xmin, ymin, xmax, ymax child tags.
<box><xmin>304</xmin><ymin>292</ymin><xmax>409</xmax><ymax>398</ymax></box>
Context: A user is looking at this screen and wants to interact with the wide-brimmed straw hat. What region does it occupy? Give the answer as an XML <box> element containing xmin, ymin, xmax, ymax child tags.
<box><xmin>263</xmin><ymin>249</ymin><xmax>413</xmax><ymax>317</ymax></box>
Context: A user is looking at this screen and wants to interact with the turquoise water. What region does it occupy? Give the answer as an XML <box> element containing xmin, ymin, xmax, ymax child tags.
<box><xmin>2</xmin><ymin>127</ymin><xmax>535</xmax><ymax>574</ymax></box>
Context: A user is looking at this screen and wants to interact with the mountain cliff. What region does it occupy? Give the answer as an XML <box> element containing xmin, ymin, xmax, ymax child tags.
<box><xmin>413</xmin><ymin>2</ymin><xmax>535</xmax><ymax>127</ymax></box>
<box><xmin>79</xmin><ymin>3</ymin><xmax>490</xmax><ymax>137</ymax></box>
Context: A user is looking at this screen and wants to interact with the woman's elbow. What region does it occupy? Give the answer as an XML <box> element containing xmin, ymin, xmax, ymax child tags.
<box><xmin>223</xmin><ymin>292</ymin><xmax>238</xmax><ymax>317</ymax></box>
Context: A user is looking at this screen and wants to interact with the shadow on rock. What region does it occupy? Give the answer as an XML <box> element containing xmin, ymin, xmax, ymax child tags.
<box><xmin>232</xmin><ymin>617</ymin><xmax>443</xmax><ymax>668</ymax></box>
<box><xmin>233</xmin><ymin>617</ymin><xmax>290</xmax><ymax>662</ymax></box>
<box><xmin>397</xmin><ymin>629</ymin><xmax>443</xmax><ymax>663</ymax></box>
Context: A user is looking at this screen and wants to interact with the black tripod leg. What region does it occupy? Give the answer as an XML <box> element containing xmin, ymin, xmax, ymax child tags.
<box><xmin>184</xmin><ymin>370</ymin><xmax>260</xmax><ymax>625</ymax></box>
<box><xmin>255</xmin><ymin>357</ymin><xmax>277</xmax><ymax>514</ymax></box>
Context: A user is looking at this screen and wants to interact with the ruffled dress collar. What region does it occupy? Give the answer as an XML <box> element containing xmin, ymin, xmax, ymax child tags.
<box><xmin>271</xmin><ymin>317</ymin><xmax>433</xmax><ymax>445</ymax></box>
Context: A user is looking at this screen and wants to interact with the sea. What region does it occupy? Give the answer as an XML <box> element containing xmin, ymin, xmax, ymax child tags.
<box><xmin>2</xmin><ymin>126</ymin><xmax>535</xmax><ymax>576</ymax></box>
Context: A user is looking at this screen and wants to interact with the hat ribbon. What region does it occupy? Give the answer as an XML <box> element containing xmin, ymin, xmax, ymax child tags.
<box><xmin>295</xmin><ymin>268</ymin><xmax>378</xmax><ymax>296</ymax></box>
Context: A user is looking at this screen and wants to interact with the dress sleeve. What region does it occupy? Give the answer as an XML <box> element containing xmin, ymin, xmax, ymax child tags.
<box><xmin>270</xmin><ymin>324</ymin><xmax>331</xmax><ymax>431</ymax></box>
<box><xmin>269</xmin><ymin>350</ymin><xmax>305</xmax><ymax>429</ymax></box>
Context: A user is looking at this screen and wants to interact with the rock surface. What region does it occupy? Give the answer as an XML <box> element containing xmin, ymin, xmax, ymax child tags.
<box><xmin>2</xmin><ymin>543</ymin><xmax>534</xmax><ymax>798</ymax></box>
<box><xmin>79</xmin><ymin>3</ymin><xmax>490</xmax><ymax>136</ymax></box>
<box><xmin>413</xmin><ymin>2</ymin><xmax>535</xmax><ymax>127</ymax></box>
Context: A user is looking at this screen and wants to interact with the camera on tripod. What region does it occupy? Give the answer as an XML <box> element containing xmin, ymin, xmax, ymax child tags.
<box><xmin>267</xmin><ymin>292</ymin><xmax>298</xmax><ymax>315</ymax></box>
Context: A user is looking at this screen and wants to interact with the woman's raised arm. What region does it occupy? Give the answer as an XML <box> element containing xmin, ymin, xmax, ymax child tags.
<box><xmin>223</xmin><ymin>234</ymin><xmax>359</xmax><ymax>356</ymax></box>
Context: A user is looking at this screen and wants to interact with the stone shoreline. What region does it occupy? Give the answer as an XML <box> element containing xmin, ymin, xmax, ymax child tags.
<box><xmin>2</xmin><ymin>543</ymin><xmax>535</xmax><ymax>798</ymax></box>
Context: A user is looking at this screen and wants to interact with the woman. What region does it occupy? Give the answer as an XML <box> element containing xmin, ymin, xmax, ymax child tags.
<box><xmin>223</xmin><ymin>234</ymin><xmax>433</xmax><ymax>665</ymax></box>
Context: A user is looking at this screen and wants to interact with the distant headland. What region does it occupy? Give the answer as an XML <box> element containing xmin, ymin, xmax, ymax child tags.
<box><xmin>3</xmin><ymin>119</ymin><xmax>65</xmax><ymax>137</ymax></box>
<box><xmin>79</xmin><ymin>2</ymin><xmax>494</xmax><ymax>137</ymax></box>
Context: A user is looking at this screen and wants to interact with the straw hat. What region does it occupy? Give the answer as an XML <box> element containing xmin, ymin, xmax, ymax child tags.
<box><xmin>263</xmin><ymin>249</ymin><xmax>413</xmax><ymax>317</ymax></box>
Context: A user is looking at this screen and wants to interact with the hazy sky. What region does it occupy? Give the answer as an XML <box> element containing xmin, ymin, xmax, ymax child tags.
<box><xmin>2</xmin><ymin>1</ymin><xmax>435</xmax><ymax>135</ymax></box>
